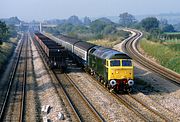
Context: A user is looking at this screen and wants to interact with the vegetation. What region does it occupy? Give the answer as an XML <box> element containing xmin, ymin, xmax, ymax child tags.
<box><xmin>126</xmin><ymin>15</ymin><xmax>180</xmax><ymax>73</ymax></box>
<box><xmin>119</xmin><ymin>12</ymin><xmax>137</xmax><ymax>27</ymax></box>
<box><xmin>0</xmin><ymin>17</ymin><xmax>21</xmax><ymax>25</ymax></box>
<box><xmin>140</xmin><ymin>17</ymin><xmax>160</xmax><ymax>32</ymax></box>
<box><xmin>44</xmin><ymin>17</ymin><xmax>131</xmax><ymax>42</ymax></box>
<box><xmin>0</xmin><ymin>20</ymin><xmax>18</xmax><ymax>45</ymax></box>
<box><xmin>140</xmin><ymin>38</ymin><xmax>180</xmax><ymax>73</ymax></box>
<box><xmin>87</xmin><ymin>35</ymin><xmax>124</xmax><ymax>48</ymax></box>
<box><xmin>174</xmin><ymin>23</ymin><xmax>180</xmax><ymax>31</ymax></box>
<box><xmin>0</xmin><ymin>38</ymin><xmax>18</xmax><ymax>71</ymax></box>
<box><xmin>0</xmin><ymin>21</ymin><xmax>9</xmax><ymax>44</ymax></box>
<box><xmin>45</xmin><ymin>14</ymin><xmax>179</xmax><ymax>73</ymax></box>
<box><xmin>0</xmin><ymin>18</ymin><xmax>18</xmax><ymax>73</ymax></box>
<box><xmin>161</xmin><ymin>32</ymin><xmax>180</xmax><ymax>40</ymax></box>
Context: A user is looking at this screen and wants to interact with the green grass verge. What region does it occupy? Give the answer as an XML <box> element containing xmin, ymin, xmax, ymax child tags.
<box><xmin>0</xmin><ymin>38</ymin><xmax>18</xmax><ymax>70</ymax></box>
<box><xmin>140</xmin><ymin>38</ymin><xmax>180</xmax><ymax>74</ymax></box>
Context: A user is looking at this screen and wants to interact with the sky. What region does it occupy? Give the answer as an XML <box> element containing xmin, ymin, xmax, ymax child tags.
<box><xmin>0</xmin><ymin>0</ymin><xmax>180</xmax><ymax>21</ymax></box>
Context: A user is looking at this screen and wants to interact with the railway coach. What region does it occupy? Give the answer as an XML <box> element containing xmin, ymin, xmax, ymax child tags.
<box><xmin>56</xmin><ymin>35</ymin><xmax>134</xmax><ymax>92</ymax></box>
<box><xmin>34</xmin><ymin>33</ymin><xmax>67</xmax><ymax>72</ymax></box>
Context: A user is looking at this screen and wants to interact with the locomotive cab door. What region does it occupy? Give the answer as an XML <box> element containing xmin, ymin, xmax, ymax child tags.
<box><xmin>104</xmin><ymin>59</ymin><xmax>109</xmax><ymax>82</ymax></box>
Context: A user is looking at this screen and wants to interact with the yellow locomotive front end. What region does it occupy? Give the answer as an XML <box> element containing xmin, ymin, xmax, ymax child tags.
<box><xmin>106</xmin><ymin>59</ymin><xmax>134</xmax><ymax>92</ymax></box>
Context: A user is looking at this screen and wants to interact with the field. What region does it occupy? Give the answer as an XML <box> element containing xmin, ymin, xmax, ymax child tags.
<box><xmin>140</xmin><ymin>38</ymin><xmax>180</xmax><ymax>73</ymax></box>
<box><xmin>0</xmin><ymin>38</ymin><xmax>17</xmax><ymax>70</ymax></box>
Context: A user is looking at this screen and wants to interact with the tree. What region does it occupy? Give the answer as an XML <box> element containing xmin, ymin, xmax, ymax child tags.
<box><xmin>103</xmin><ymin>25</ymin><xmax>116</xmax><ymax>34</ymax></box>
<box><xmin>141</xmin><ymin>17</ymin><xmax>159</xmax><ymax>32</ymax></box>
<box><xmin>90</xmin><ymin>20</ymin><xmax>107</xmax><ymax>33</ymax></box>
<box><xmin>0</xmin><ymin>21</ymin><xmax>9</xmax><ymax>44</ymax></box>
<box><xmin>162</xmin><ymin>24</ymin><xmax>175</xmax><ymax>32</ymax></box>
<box><xmin>67</xmin><ymin>15</ymin><xmax>82</xmax><ymax>25</ymax></box>
<box><xmin>90</xmin><ymin>19</ymin><xmax>116</xmax><ymax>35</ymax></box>
<box><xmin>119</xmin><ymin>12</ymin><xmax>136</xmax><ymax>27</ymax></box>
<box><xmin>8</xmin><ymin>25</ymin><xmax>18</xmax><ymax>38</ymax></box>
<box><xmin>83</xmin><ymin>17</ymin><xmax>91</xmax><ymax>25</ymax></box>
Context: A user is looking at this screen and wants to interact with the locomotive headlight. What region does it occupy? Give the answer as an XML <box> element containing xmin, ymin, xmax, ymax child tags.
<box><xmin>110</xmin><ymin>80</ymin><xmax>116</xmax><ymax>87</ymax></box>
<box><xmin>128</xmin><ymin>80</ymin><xmax>134</xmax><ymax>86</ymax></box>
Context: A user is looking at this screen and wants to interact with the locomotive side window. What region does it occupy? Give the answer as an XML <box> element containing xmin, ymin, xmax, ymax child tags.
<box><xmin>110</xmin><ymin>60</ymin><xmax>120</xmax><ymax>66</ymax></box>
<box><xmin>122</xmin><ymin>60</ymin><xmax>132</xmax><ymax>66</ymax></box>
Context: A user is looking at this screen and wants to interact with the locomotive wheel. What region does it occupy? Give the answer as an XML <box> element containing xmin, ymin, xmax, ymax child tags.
<box><xmin>110</xmin><ymin>88</ymin><xmax>115</xmax><ymax>93</ymax></box>
<box><xmin>107</xmin><ymin>84</ymin><xmax>111</xmax><ymax>90</ymax></box>
<box><xmin>101</xmin><ymin>79</ymin><xmax>104</xmax><ymax>83</ymax></box>
<box><xmin>103</xmin><ymin>82</ymin><xmax>107</xmax><ymax>87</ymax></box>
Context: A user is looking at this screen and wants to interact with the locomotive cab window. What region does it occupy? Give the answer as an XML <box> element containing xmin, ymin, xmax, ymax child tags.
<box><xmin>110</xmin><ymin>60</ymin><xmax>120</xmax><ymax>66</ymax></box>
<box><xmin>122</xmin><ymin>60</ymin><xmax>132</xmax><ymax>66</ymax></box>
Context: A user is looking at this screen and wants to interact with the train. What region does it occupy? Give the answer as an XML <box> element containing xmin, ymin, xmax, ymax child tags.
<box><xmin>56</xmin><ymin>34</ymin><xmax>134</xmax><ymax>92</ymax></box>
<box><xmin>34</xmin><ymin>33</ymin><xmax>67</xmax><ymax>72</ymax></box>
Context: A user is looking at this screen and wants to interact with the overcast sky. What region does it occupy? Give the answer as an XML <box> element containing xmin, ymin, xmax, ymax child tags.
<box><xmin>0</xmin><ymin>0</ymin><xmax>180</xmax><ymax>21</ymax></box>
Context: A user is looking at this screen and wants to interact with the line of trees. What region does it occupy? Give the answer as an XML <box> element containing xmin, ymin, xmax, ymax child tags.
<box><xmin>0</xmin><ymin>21</ymin><xmax>9</xmax><ymax>45</ymax></box>
<box><xmin>44</xmin><ymin>17</ymin><xmax>120</xmax><ymax>40</ymax></box>
<box><xmin>0</xmin><ymin>20</ymin><xmax>18</xmax><ymax>45</ymax></box>
<box><xmin>119</xmin><ymin>12</ymin><xmax>176</xmax><ymax>40</ymax></box>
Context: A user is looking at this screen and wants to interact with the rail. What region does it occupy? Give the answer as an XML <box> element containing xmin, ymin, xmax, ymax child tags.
<box><xmin>122</xmin><ymin>29</ymin><xmax>180</xmax><ymax>85</ymax></box>
<box><xmin>0</xmin><ymin>34</ymin><xmax>26</xmax><ymax>121</ymax></box>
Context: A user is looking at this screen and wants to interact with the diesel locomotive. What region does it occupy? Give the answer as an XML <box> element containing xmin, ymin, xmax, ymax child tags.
<box><xmin>54</xmin><ymin>34</ymin><xmax>134</xmax><ymax>92</ymax></box>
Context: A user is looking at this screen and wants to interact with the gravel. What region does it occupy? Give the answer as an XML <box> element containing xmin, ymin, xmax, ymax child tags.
<box><xmin>67</xmin><ymin>65</ymin><xmax>142</xmax><ymax>122</ymax></box>
<box><xmin>31</xmin><ymin>39</ymin><xmax>70</xmax><ymax>122</ymax></box>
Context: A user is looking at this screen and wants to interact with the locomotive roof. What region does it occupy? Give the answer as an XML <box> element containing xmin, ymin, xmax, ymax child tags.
<box><xmin>74</xmin><ymin>41</ymin><xmax>95</xmax><ymax>51</ymax></box>
<box><xmin>58</xmin><ymin>35</ymin><xmax>81</xmax><ymax>44</ymax></box>
<box><xmin>92</xmin><ymin>46</ymin><xmax>131</xmax><ymax>59</ymax></box>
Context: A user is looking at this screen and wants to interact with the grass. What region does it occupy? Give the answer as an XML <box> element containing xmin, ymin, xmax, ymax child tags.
<box><xmin>164</xmin><ymin>32</ymin><xmax>180</xmax><ymax>35</ymax></box>
<box><xmin>87</xmin><ymin>36</ymin><xmax>124</xmax><ymax>48</ymax></box>
<box><xmin>0</xmin><ymin>38</ymin><xmax>18</xmax><ymax>70</ymax></box>
<box><xmin>140</xmin><ymin>38</ymin><xmax>180</xmax><ymax>73</ymax></box>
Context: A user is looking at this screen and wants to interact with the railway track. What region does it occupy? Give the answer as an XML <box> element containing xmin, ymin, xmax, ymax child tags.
<box><xmin>55</xmin><ymin>71</ymin><xmax>104</xmax><ymax>122</ymax></box>
<box><xmin>86</xmin><ymin>71</ymin><xmax>171</xmax><ymax>121</ymax></box>
<box><xmin>32</xmin><ymin>33</ymin><xmax>104</xmax><ymax>122</ymax></box>
<box><xmin>45</xmin><ymin>32</ymin><xmax>175</xmax><ymax>121</ymax></box>
<box><xmin>19</xmin><ymin>33</ymin><xmax>28</xmax><ymax>122</ymax></box>
<box><xmin>0</xmin><ymin>33</ymin><xmax>28</xmax><ymax>121</ymax></box>
<box><xmin>117</xmin><ymin>93</ymin><xmax>170</xmax><ymax>121</ymax></box>
<box><xmin>122</xmin><ymin>29</ymin><xmax>180</xmax><ymax>85</ymax></box>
